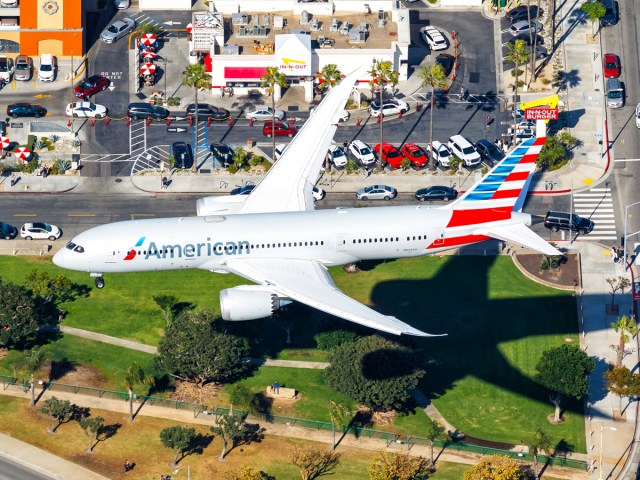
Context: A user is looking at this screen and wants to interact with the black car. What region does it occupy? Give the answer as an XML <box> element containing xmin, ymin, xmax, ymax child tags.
<box><xmin>507</xmin><ymin>5</ymin><xmax>543</xmax><ymax>22</ymax></box>
<box><xmin>544</xmin><ymin>211</ymin><xmax>595</xmax><ymax>235</ymax></box>
<box><xmin>185</xmin><ymin>103</ymin><xmax>230</xmax><ymax>120</ymax></box>
<box><xmin>0</xmin><ymin>221</ymin><xmax>17</xmax><ymax>239</ymax></box>
<box><xmin>507</xmin><ymin>33</ymin><xmax>544</xmax><ymax>47</ymax></box>
<box><xmin>210</xmin><ymin>142</ymin><xmax>234</xmax><ymax>167</ymax></box>
<box><xmin>476</xmin><ymin>139</ymin><xmax>505</xmax><ymax>166</ymax></box>
<box><xmin>415</xmin><ymin>186</ymin><xmax>458</xmax><ymax>202</ymax></box>
<box><xmin>171</xmin><ymin>142</ymin><xmax>193</xmax><ymax>169</ymax></box>
<box><xmin>435</xmin><ymin>54</ymin><xmax>455</xmax><ymax>76</ymax></box>
<box><xmin>7</xmin><ymin>103</ymin><xmax>47</xmax><ymax>118</ymax></box>
<box><xmin>127</xmin><ymin>102</ymin><xmax>170</xmax><ymax>120</ymax></box>
<box><xmin>230</xmin><ymin>185</ymin><xmax>255</xmax><ymax>195</ymax></box>
<box><xmin>599</xmin><ymin>0</ymin><xmax>618</xmax><ymax>26</ymax></box>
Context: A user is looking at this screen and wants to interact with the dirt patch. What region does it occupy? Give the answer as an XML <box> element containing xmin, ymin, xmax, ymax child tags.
<box><xmin>0</xmin><ymin>348</ymin><xmax>8</xmax><ymax>361</ymax></box>
<box><xmin>170</xmin><ymin>380</ymin><xmax>220</xmax><ymax>405</ymax></box>
<box><xmin>514</xmin><ymin>253</ymin><xmax>580</xmax><ymax>289</ymax></box>
<box><xmin>48</xmin><ymin>363</ymin><xmax>106</xmax><ymax>388</ymax></box>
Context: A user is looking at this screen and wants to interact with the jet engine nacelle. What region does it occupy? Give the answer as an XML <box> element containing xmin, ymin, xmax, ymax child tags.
<box><xmin>220</xmin><ymin>286</ymin><xmax>290</xmax><ymax>321</ymax></box>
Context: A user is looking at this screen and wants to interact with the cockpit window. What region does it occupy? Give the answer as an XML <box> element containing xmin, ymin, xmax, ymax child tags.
<box><xmin>74</xmin><ymin>245</ymin><xmax>85</xmax><ymax>253</ymax></box>
<box><xmin>65</xmin><ymin>242</ymin><xmax>76</xmax><ymax>250</ymax></box>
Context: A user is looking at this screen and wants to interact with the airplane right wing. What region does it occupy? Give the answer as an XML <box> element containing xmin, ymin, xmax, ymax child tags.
<box><xmin>225</xmin><ymin>257</ymin><xmax>444</xmax><ymax>337</ymax></box>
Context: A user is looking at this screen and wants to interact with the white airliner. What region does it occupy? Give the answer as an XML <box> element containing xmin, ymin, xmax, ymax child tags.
<box><xmin>53</xmin><ymin>68</ymin><xmax>559</xmax><ymax>337</ymax></box>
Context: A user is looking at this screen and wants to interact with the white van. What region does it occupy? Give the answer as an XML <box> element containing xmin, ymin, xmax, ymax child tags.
<box><xmin>448</xmin><ymin>135</ymin><xmax>481</xmax><ymax>167</ymax></box>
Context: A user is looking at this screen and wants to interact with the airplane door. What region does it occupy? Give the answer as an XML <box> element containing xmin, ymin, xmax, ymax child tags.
<box><xmin>105</xmin><ymin>245</ymin><xmax>118</xmax><ymax>263</ymax></box>
<box><xmin>335</xmin><ymin>233</ymin><xmax>347</xmax><ymax>251</ymax></box>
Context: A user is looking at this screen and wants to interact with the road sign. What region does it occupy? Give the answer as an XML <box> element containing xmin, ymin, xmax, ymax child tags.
<box><xmin>524</xmin><ymin>107</ymin><xmax>558</xmax><ymax>121</ymax></box>
<box><xmin>167</xmin><ymin>127</ymin><xmax>187</xmax><ymax>133</ymax></box>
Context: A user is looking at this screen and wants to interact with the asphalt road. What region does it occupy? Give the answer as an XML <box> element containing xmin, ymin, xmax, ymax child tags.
<box><xmin>0</xmin><ymin>455</ymin><xmax>56</xmax><ymax>480</ymax></box>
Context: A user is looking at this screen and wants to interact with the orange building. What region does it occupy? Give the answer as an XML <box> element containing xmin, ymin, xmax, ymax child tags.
<box><xmin>0</xmin><ymin>0</ymin><xmax>84</xmax><ymax>57</ymax></box>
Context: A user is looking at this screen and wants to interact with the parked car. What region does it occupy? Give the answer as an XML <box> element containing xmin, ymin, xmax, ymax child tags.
<box><xmin>356</xmin><ymin>185</ymin><xmax>397</xmax><ymax>201</ymax></box>
<box><xmin>20</xmin><ymin>222</ymin><xmax>61</xmax><ymax>241</ymax></box>
<box><xmin>328</xmin><ymin>143</ymin><xmax>348</xmax><ymax>168</ymax></box>
<box><xmin>0</xmin><ymin>221</ymin><xmax>17</xmax><ymax>240</ymax></box>
<box><xmin>7</xmin><ymin>103</ymin><xmax>47</xmax><ymax>118</ymax></box>
<box><xmin>0</xmin><ymin>56</ymin><xmax>13</xmax><ymax>83</ymax></box>
<box><xmin>415</xmin><ymin>186</ymin><xmax>458</xmax><ymax>202</ymax></box>
<box><xmin>210</xmin><ymin>142</ymin><xmax>234</xmax><ymax>167</ymax></box>
<box><xmin>171</xmin><ymin>142</ymin><xmax>194</xmax><ymax>169</ymax></box>
<box><xmin>475</xmin><ymin>139</ymin><xmax>505</xmax><ymax>166</ymax></box>
<box><xmin>37</xmin><ymin>54</ymin><xmax>56</xmax><ymax>82</ymax></box>
<box><xmin>544</xmin><ymin>211</ymin><xmax>594</xmax><ymax>235</ymax></box>
<box><xmin>348</xmin><ymin>140</ymin><xmax>375</xmax><ymax>165</ymax></box>
<box><xmin>114</xmin><ymin>0</ymin><xmax>131</xmax><ymax>8</ymax></box>
<box><xmin>509</xmin><ymin>33</ymin><xmax>544</xmax><ymax>46</ymax></box>
<box><xmin>100</xmin><ymin>17</ymin><xmax>136</xmax><ymax>43</ymax></box>
<box><xmin>448</xmin><ymin>135</ymin><xmax>481</xmax><ymax>167</ymax></box>
<box><xmin>312</xmin><ymin>187</ymin><xmax>326</xmax><ymax>201</ymax></box>
<box><xmin>14</xmin><ymin>55</ymin><xmax>32</xmax><ymax>81</ymax></box>
<box><xmin>231</xmin><ymin>185</ymin><xmax>255</xmax><ymax>195</ymax></box>
<box><xmin>527</xmin><ymin>44</ymin><xmax>548</xmax><ymax>59</ymax></box>
<box><xmin>185</xmin><ymin>103</ymin><xmax>230</xmax><ymax>120</ymax></box>
<box><xmin>66</xmin><ymin>102</ymin><xmax>107</xmax><ymax>118</ymax></box>
<box><xmin>263</xmin><ymin>121</ymin><xmax>297</xmax><ymax>138</ymax></box>
<box><xmin>401</xmin><ymin>143</ymin><xmax>428</xmax><ymax>168</ymax></box>
<box><xmin>245</xmin><ymin>105</ymin><xmax>285</xmax><ymax>122</ymax></box>
<box><xmin>509</xmin><ymin>20</ymin><xmax>543</xmax><ymax>36</ymax></box>
<box><xmin>369</xmin><ymin>99</ymin><xmax>409</xmax><ymax>117</ymax></box>
<box><xmin>427</xmin><ymin>141</ymin><xmax>453</xmax><ymax>168</ymax></box>
<box><xmin>603</xmin><ymin>53</ymin><xmax>621</xmax><ymax>78</ymax></box>
<box><xmin>636</xmin><ymin>104</ymin><xmax>640</xmax><ymax>129</ymax></box>
<box><xmin>599</xmin><ymin>0</ymin><xmax>618</xmax><ymax>26</ymax></box>
<box><xmin>0</xmin><ymin>0</ymin><xmax>18</xmax><ymax>6</ymax></box>
<box><xmin>507</xmin><ymin>5</ymin><xmax>543</xmax><ymax>22</ymax></box>
<box><xmin>375</xmin><ymin>143</ymin><xmax>404</xmax><ymax>169</ymax></box>
<box><xmin>435</xmin><ymin>54</ymin><xmax>455</xmax><ymax>76</ymax></box>
<box><xmin>74</xmin><ymin>75</ymin><xmax>110</xmax><ymax>98</ymax></box>
<box><xmin>127</xmin><ymin>102</ymin><xmax>170</xmax><ymax>120</ymax></box>
<box><xmin>420</xmin><ymin>26</ymin><xmax>448</xmax><ymax>51</ymax></box>
<box><xmin>606</xmin><ymin>78</ymin><xmax>624</xmax><ymax>109</ymax></box>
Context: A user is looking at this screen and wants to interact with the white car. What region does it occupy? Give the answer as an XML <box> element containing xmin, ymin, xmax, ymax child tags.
<box><xmin>245</xmin><ymin>105</ymin><xmax>285</xmax><ymax>122</ymax></box>
<box><xmin>114</xmin><ymin>0</ymin><xmax>131</xmax><ymax>8</ymax></box>
<box><xmin>348</xmin><ymin>140</ymin><xmax>375</xmax><ymax>165</ymax></box>
<box><xmin>38</xmin><ymin>54</ymin><xmax>56</xmax><ymax>82</ymax></box>
<box><xmin>0</xmin><ymin>56</ymin><xmax>13</xmax><ymax>83</ymax></box>
<box><xmin>448</xmin><ymin>135</ymin><xmax>481</xmax><ymax>167</ymax></box>
<box><xmin>509</xmin><ymin>20</ymin><xmax>543</xmax><ymax>36</ymax></box>
<box><xmin>20</xmin><ymin>222</ymin><xmax>61</xmax><ymax>241</ymax></box>
<box><xmin>312</xmin><ymin>187</ymin><xmax>326</xmax><ymax>201</ymax></box>
<box><xmin>369</xmin><ymin>99</ymin><xmax>409</xmax><ymax>117</ymax></box>
<box><xmin>428</xmin><ymin>141</ymin><xmax>453</xmax><ymax>168</ymax></box>
<box><xmin>636</xmin><ymin>104</ymin><xmax>640</xmax><ymax>128</ymax></box>
<box><xmin>328</xmin><ymin>143</ymin><xmax>348</xmax><ymax>167</ymax></box>
<box><xmin>65</xmin><ymin>102</ymin><xmax>108</xmax><ymax>118</ymax></box>
<box><xmin>100</xmin><ymin>18</ymin><xmax>136</xmax><ymax>44</ymax></box>
<box><xmin>420</xmin><ymin>26</ymin><xmax>448</xmax><ymax>51</ymax></box>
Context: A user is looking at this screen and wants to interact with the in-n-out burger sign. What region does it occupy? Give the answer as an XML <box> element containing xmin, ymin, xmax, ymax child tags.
<box><xmin>525</xmin><ymin>107</ymin><xmax>559</xmax><ymax>121</ymax></box>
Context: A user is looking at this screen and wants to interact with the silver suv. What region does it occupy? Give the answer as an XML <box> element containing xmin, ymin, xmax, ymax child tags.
<box><xmin>14</xmin><ymin>55</ymin><xmax>32</xmax><ymax>81</ymax></box>
<box><xmin>606</xmin><ymin>78</ymin><xmax>624</xmax><ymax>109</ymax></box>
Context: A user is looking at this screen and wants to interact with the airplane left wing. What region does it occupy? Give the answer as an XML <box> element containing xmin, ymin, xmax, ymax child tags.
<box><xmin>225</xmin><ymin>258</ymin><xmax>442</xmax><ymax>337</ymax></box>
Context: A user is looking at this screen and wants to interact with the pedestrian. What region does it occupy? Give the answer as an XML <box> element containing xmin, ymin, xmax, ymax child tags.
<box><xmin>612</xmin><ymin>246</ymin><xmax>618</xmax><ymax>263</ymax></box>
<box><xmin>617</xmin><ymin>247</ymin><xmax>624</xmax><ymax>263</ymax></box>
<box><xmin>460</xmin><ymin>86</ymin><xmax>465</xmax><ymax>97</ymax></box>
<box><xmin>124</xmin><ymin>460</ymin><xmax>131</xmax><ymax>473</ymax></box>
<box><xmin>273</xmin><ymin>380</ymin><xmax>280</xmax><ymax>395</ymax></box>
<box><xmin>486</xmin><ymin>115</ymin><xmax>492</xmax><ymax>126</ymax></box>
<box><xmin>228</xmin><ymin>86</ymin><xmax>234</xmax><ymax>97</ymax></box>
<box><xmin>343</xmin><ymin>140</ymin><xmax>348</xmax><ymax>150</ymax></box>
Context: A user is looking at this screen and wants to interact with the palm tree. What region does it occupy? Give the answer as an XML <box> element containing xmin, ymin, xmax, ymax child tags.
<box><xmin>182</xmin><ymin>63</ymin><xmax>212</xmax><ymax>173</ymax></box>
<box><xmin>423</xmin><ymin>417</ymin><xmax>446</xmax><ymax>467</ymax></box>
<box><xmin>418</xmin><ymin>64</ymin><xmax>447</xmax><ymax>170</ymax></box>
<box><xmin>524</xmin><ymin>429</ymin><xmax>553</xmax><ymax>479</ymax></box>
<box><xmin>368</xmin><ymin>60</ymin><xmax>399</xmax><ymax>169</ymax></box>
<box><xmin>328</xmin><ymin>400</ymin><xmax>353</xmax><ymax>450</ymax></box>
<box><xmin>316</xmin><ymin>64</ymin><xmax>343</xmax><ymax>95</ymax></box>
<box><xmin>611</xmin><ymin>315</ymin><xmax>639</xmax><ymax>368</ymax></box>
<box><xmin>504</xmin><ymin>40</ymin><xmax>531</xmax><ymax>146</ymax></box>
<box><xmin>260</xmin><ymin>66</ymin><xmax>289</xmax><ymax>163</ymax></box>
<box><xmin>124</xmin><ymin>362</ymin><xmax>154</xmax><ymax>422</ymax></box>
<box><xmin>25</xmin><ymin>348</ymin><xmax>46</xmax><ymax>407</ymax></box>
<box><xmin>581</xmin><ymin>0</ymin><xmax>606</xmax><ymax>39</ymax></box>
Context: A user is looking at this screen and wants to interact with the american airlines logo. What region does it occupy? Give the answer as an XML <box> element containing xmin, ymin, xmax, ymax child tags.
<box><xmin>123</xmin><ymin>237</ymin><xmax>251</xmax><ymax>261</ymax></box>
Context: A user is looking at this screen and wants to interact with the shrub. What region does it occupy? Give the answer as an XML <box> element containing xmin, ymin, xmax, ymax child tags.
<box><xmin>48</xmin><ymin>135</ymin><xmax>60</xmax><ymax>144</ymax></box>
<box><xmin>510</xmin><ymin>68</ymin><xmax>524</xmax><ymax>77</ymax></box>
<box><xmin>227</xmin><ymin>163</ymin><xmax>238</xmax><ymax>174</ymax></box>
<box><xmin>314</xmin><ymin>330</ymin><xmax>359</xmax><ymax>351</ymax></box>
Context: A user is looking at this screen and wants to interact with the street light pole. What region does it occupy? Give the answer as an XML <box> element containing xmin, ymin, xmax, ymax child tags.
<box><xmin>623</xmin><ymin>201</ymin><xmax>640</xmax><ymax>271</ymax></box>
<box><xmin>598</xmin><ymin>423</ymin><xmax>617</xmax><ymax>480</ymax></box>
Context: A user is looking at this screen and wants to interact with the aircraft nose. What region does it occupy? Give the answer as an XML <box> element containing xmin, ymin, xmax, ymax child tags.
<box><xmin>52</xmin><ymin>249</ymin><xmax>66</xmax><ymax>268</ymax></box>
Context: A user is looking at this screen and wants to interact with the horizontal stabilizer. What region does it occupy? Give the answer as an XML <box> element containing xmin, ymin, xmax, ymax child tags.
<box><xmin>476</xmin><ymin>223</ymin><xmax>562</xmax><ymax>256</ymax></box>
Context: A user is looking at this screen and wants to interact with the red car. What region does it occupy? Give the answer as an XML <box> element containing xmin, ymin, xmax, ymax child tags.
<box><xmin>401</xmin><ymin>143</ymin><xmax>428</xmax><ymax>168</ymax></box>
<box><xmin>74</xmin><ymin>75</ymin><xmax>110</xmax><ymax>98</ymax></box>
<box><xmin>603</xmin><ymin>53</ymin><xmax>621</xmax><ymax>78</ymax></box>
<box><xmin>375</xmin><ymin>142</ymin><xmax>404</xmax><ymax>169</ymax></box>
<box><xmin>263</xmin><ymin>121</ymin><xmax>297</xmax><ymax>138</ymax></box>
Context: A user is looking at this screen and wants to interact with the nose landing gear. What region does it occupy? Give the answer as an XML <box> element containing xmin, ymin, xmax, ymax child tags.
<box><xmin>91</xmin><ymin>274</ymin><xmax>105</xmax><ymax>289</ymax></box>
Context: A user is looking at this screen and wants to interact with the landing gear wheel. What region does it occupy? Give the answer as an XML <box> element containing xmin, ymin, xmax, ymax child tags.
<box><xmin>95</xmin><ymin>277</ymin><xmax>105</xmax><ymax>289</ymax></box>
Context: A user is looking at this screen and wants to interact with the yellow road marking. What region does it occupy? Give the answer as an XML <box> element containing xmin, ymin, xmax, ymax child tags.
<box><xmin>68</xmin><ymin>214</ymin><xmax>96</xmax><ymax>217</ymax></box>
<box><xmin>14</xmin><ymin>214</ymin><xmax>37</xmax><ymax>216</ymax></box>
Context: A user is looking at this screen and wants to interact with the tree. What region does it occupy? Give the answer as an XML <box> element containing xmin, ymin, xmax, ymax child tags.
<box><xmin>524</xmin><ymin>429</ymin><xmax>553</xmax><ymax>479</ymax></box>
<box><xmin>368</xmin><ymin>60</ymin><xmax>399</xmax><ymax>169</ymax></box>
<box><xmin>463</xmin><ymin>454</ymin><xmax>525</xmax><ymax>480</ymax></box>
<box><xmin>558</xmin><ymin>131</ymin><xmax>581</xmax><ymax>151</ymax></box>
<box><xmin>210</xmin><ymin>414</ymin><xmax>247</xmax><ymax>460</ymax></box>
<box><xmin>78</xmin><ymin>416</ymin><xmax>104</xmax><ymax>453</ymax></box>
<box><xmin>418</xmin><ymin>64</ymin><xmax>447</xmax><ymax>170</ymax></box>
<box><xmin>229</xmin><ymin>384</ymin><xmax>254</xmax><ymax>417</ymax></box>
<box><xmin>610</xmin><ymin>315</ymin><xmax>638</xmax><ymax>368</ymax></box>
<box><xmin>260</xmin><ymin>66</ymin><xmax>289</xmax><ymax>163</ymax></box>
<box><xmin>290</xmin><ymin>447</ymin><xmax>340</xmax><ymax>480</ymax></box>
<box><xmin>604</xmin><ymin>365</ymin><xmax>640</xmax><ymax>412</ymax></box>
<box><xmin>328</xmin><ymin>400</ymin><xmax>353</xmax><ymax>450</ymax></box>
<box><xmin>155</xmin><ymin>309</ymin><xmax>249</xmax><ymax>388</ymax></box>
<box><xmin>369</xmin><ymin>450</ymin><xmax>431</xmax><ymax>480</ymax></box>
<box><xmin>153</xmin><ymin>294</ymin><xmax>178</xmax><ymax>326</ymax></box>
<box><xmin>182</xmin><ymin>63</ymin><xmax>212</xmax><ymax>173</ymax></box>
<box><xmin>424</xmin><ymin>417</ymin><xmax>446</xmax><ymax>467</ymax></box>
<box><xmin>40</xmin><ymin>396</ymin><xmax>74</xmax><ymax>433</ymax></box>
<box><xmin>581</xmin><ymin>0</ymin><xmax>606</xmax><ymax>38</ymax></box>
<box><xmin>504</xmin><ymin>40</ymin><xmax>530</xmax><ymax>146</ymax></box>
<box><xmin>24</xmin><ymin>347</ymin><xmax>46</xmax><ymax>407</ymax></box>
<box><xmin>0</xmin><ymin>280</ymin><xmax>47</xmax><ymax>348</ymax></box>
<box><xmin>536</xmin><ymin>135</ymin><xmax>568</xmax><ymax>171</ymax></box>
<box><xmin>124</xmin><ymin>362</ymin><xmax>154</xmax><ymax>422</ymax></box>
<box><xmin>315</xmin><ymin>64</ymin><xmax>342</xmax><ymax>93</ymax></box>
<box><xmin>160</xmin><ymin>425</ymin><xmax>196</xmax><ymax>466</ymax></box>
<box><xmin>606</xmin><ymin>277</ymin><xmax>631</xmax><ymax>308</ymax></box>
<box><xmin>25</xmin><ymin>270</ymin><xmax>72</xmax><ymax>305</ymax></box>
<box><xmin>325</xmin><ymin>335</ymin><xmax>425</xmax><ymax>411</ymax></box>
<box><xmin>225</xmin><ymin>466</ymin><xmax>272</xmax><ymax>480</ymax></box>
<box><xmin>534</xmin><ymin>344</ymin><xmax>595</xmax><ymax>422</ymax></box>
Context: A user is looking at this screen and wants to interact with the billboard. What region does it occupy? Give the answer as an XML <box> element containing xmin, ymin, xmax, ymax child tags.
<box><xmin>524</xmin><ymin>107</ymin><xmax>559</xmax><ymax>121</ymax></box>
